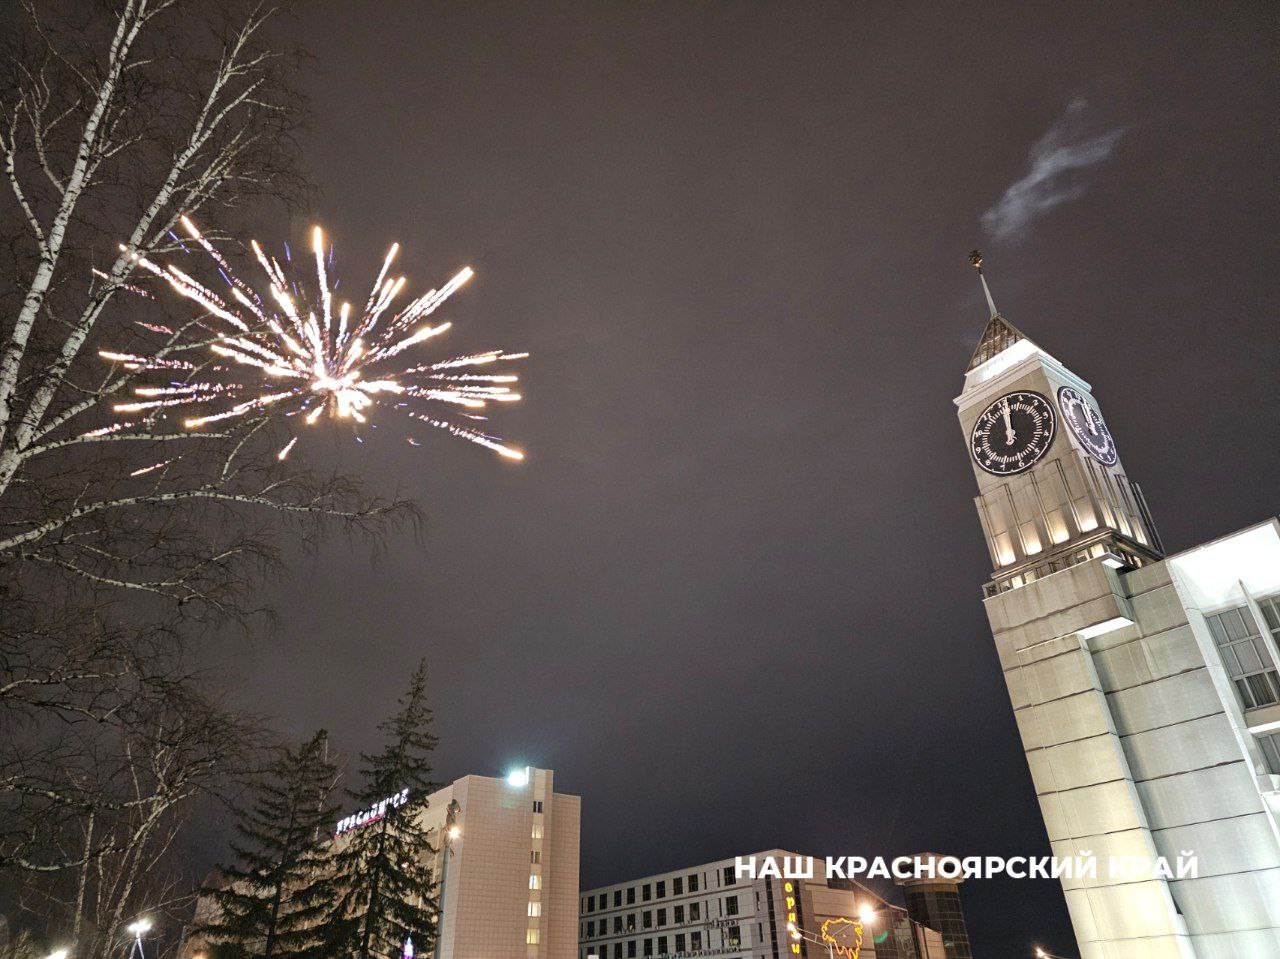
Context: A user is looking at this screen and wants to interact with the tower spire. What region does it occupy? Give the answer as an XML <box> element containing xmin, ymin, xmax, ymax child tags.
<box><xmin>969</xmin><ymin>250</ymin><xmax>999</xmax><ymax>318</ymax></box>
<box><xmin>965</xmin><ymin>250</ymin><xmax>1035</xmax><ymax>372</ymax></box>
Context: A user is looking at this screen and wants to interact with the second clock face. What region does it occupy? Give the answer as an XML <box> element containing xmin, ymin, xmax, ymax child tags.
<box><xmin>1057</xmin><ymin>385</ymin><xmax>1118</xmax><ymax>465</ymax></box>
<box><xmin>970</xmin><ymin>390</ymin><xmax>1056</xmax><ymax>475</ymax></box>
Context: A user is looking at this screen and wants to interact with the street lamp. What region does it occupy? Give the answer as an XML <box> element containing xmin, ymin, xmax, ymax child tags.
<box><xmin>857</xmin><ymin>903</ymin><xmax>876</xmax><ymax>926</ymax></box>
<box><xmin>1034</xmin><ymin>948</ymin><xmax>1071</xmax><ymax>959</ymax></box>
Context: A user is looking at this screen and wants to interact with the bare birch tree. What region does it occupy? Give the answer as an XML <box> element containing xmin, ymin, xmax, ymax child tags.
<box><xmin>0</xmin><ymin>1</ymin><xmax>416</xmax><ymax>949</ymax></box>
<box><xmin>0</xmin><ymin>0</ymin><xmax>410</xmax><ymax>618</ymax></box>
<box><xmin>0</xmin><ymin>596</ymin><xmax>261</xmax><ymax>959</ymax></box>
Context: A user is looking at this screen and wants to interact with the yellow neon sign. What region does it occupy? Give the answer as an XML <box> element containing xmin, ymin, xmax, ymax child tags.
<box><xmin>819</xmin><ymin>917</ymin><xmax>863</xmax><ymax>959</ymax></box>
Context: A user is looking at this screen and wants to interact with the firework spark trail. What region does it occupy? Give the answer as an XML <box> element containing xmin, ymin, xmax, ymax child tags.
<box><xmin>99</xmin><ymin>220</ymin><xmax>526</xmax><ymax>461</ymax></box>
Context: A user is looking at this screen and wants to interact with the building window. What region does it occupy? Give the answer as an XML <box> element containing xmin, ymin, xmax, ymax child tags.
<box><xmin>613</xmin><ymin>917</ymin><xmax>622</xmax><ymax>934</ymax></box>
<box><xmin>587</xmin><ymin>920</ymin><xmax>595</xmax><ymax>937</ymax></box>
<box><xmin>643</xmin><ymin>939</ymin><xmax>653</xmax><ymax>957</ymax></box>
<box><xmin>586</xmin><ymin>895</ymin><xmax>594</xmax><ymax>913</ymax></box>
<box><xmin>725</xmin><ymin>895</ymin><xmax>738</xmax><ymax>916</ymax></box>
<box><xmin>1207</xmin><ymin>606</ymin><xmax>1280</xmax><ymax>709</ymax></box>
<box><xmin>673</xmin><ymin>877</ymin><xmax>683</xmax><ymax>896</ymax></box>
<box><xmin>530</xmin><ymin>874</ymin><xmax>541</xmax><ymax>890</ymax></box>
<box><xmin>656</xmin><ymin>937</ymin><xmax>666</xmax><ymax>955</ymax></box>
<box><xmin>531</xmin><ymin>851</ymin><xmax>541</xmax><ymax>864</ymax></box>
<box><xmin>599</xmin><ymin>893</ymin><xmax>608</xmax><ymax>910</ymax></box>
<box><xmin>690</xmin><ymin>932</ymin><xmax>702</xmax><ymax>950</ymax></box>
<box><xmin>675</xmin><ymin>933</ymin><xmax>685</xmax><ymax>952</ymax></box>
<box><xmin>722</xmin><ymin>866</ymin><xmax>736</xmax><ymax>886</ymax></box>
<box><xmin>642</xmin><ymin>884</ymin><xmax>651</xmax><ymax>902</ymax></box>
<box><xmin>642</xmin><ymin>910</ymin><xmax>652</xmax><ymax>929</ymax></box>
<box><xmin>674</xmin><ymin>905</ymin><xmax>684</xmax><ymax>924</ymax></box>
<box><xmin>655</xmin><ymin>880</ymin><xmax>665</xmax><ymax>898</ymax></box>
<box><xmin>533</xmin><ymin>800</ymin><xmax>543</xmax><ymax>813</ymax></box>
<box><xmin>688</xmin><ymin>874</ymin><xmax>698</xmax><ymax>893</ymax></box>
<box><xmin>1258</xmin><ymin>731</ymin><xmax>1280</xmax><ymax>775</ymax></box>
<box><xmin>656</xmin><ymin>908</ymin><xmax>666</xmax><ymax>927</ymax></box>
<box><xmin>626</xmin><ymin>942</ymin><xmax>636</xmax><ymax>959</ymax></box>
<box><xmin>689</xmin><ymin>902</ymin><xmax>700</xmax><ymax>922</ymax></box>
<box><xmin>627</xmin><ymin>887</ymin><xmax>636</xmax><ymax>905</ymax></box>
<box><xmin>527</xmin><ymin>928</ymin><xmax>540</xmax><ymax>945</ymax></box>
<box><xmin>614</xmin><ymin>945</ymin><xmax>622</xmax><ymax>959</ymax></box>
<box><xmin>725</xmin><ymin>925</ymin><xmax>741</xmax><ymax>948</ymax></box>
<box><xmin>532</xmin><ymin>823</ymin><xmax>543</xmax><ymax>839</ymax></box>
<box><xmin>614</xmin><ymin>890</ymin><xmax>622</xmax><ymax>908</ymax></box>
<box><xmin>530</xmin><ymin>902</ymin><xmax>542</xmax><ymax>917</ymax></box>
<box><xmin>626</xmin><ymin>913</ymin><xmax>636</xmax><ymax>931</ymax></box>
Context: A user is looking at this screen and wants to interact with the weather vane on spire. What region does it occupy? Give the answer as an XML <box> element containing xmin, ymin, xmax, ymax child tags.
<box><xmin>969</xmin><ymin>249</ymin><xmax>1000</xmax><ymax>319</ymax></box>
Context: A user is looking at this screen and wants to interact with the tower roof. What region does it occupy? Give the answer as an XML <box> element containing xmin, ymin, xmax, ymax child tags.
<box><xmin>966</xmin><ymin>313</ymin><xmax>1035</xmax><ymax>372</ymax></box>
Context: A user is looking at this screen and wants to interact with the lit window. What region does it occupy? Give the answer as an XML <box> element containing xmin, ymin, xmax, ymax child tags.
<box><xmin>527</xmin><ymin>929</ymin><xmax>540</xmax><ymax>945</ymax></box>
<box><xmin>532</xmin><ymin>824</ymin><xmax>543</xmax><ymax>839</ymax></box>
<box><xmin>1207</xmin><ymin>606</ymin><xmax>1280</xmax><ymax>709</ymax></box>
<box><xmin>530</xmin><ymin>874</ymin><xmax>541</xmax><ymax>890</ymax></box>
<box><xmin>529</xmin><ymin>901</ymin><xmax>541</xmax><ymax>917</ymax></box>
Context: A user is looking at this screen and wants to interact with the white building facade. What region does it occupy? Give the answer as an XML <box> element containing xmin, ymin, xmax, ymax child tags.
<box><xmin>955</xmin><ymin>274</ymin><xmax>1280</xmax><ymax>959</ymax></box>
<box><xmin>578</xmin><ymin>850</ymin><xmax>947</xmax><ymax>959</ymax></box>
<box><xmin>429</xmin><ymin>766</ymin><xmax>580</xmax><ymax>959</ymax></box>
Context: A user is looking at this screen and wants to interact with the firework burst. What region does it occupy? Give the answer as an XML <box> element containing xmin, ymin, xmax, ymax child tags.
<box><xmin>102</xmin><ymin>218</ymin><xmax>526</xmax><ymax>460</ymax></box>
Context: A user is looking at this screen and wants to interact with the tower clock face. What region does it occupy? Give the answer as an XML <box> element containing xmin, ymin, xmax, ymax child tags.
<box><xmin>970</xmin><ymin>390</ymin><xmax>1056</xmax><ymax>476</ymax></box>
<box><xmin>1057</xmin><ymin>385</ymin><xmax>1117</xmax><ymax>466</ymax></box>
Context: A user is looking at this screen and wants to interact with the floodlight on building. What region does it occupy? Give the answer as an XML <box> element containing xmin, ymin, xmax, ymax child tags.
<box><xmin>448</xmin><ymin>824</ymin><xmax>461</xmax><ymax>840</ymax></box>
<box><xmin>507</xmin><ymin>767</ymin><xmax>529</xmax><ymax>787</ymax></box>
<box><xmin>858</xmin><ymin>903</ymin><xmax>877</xmax><ymax>926</ymax></box>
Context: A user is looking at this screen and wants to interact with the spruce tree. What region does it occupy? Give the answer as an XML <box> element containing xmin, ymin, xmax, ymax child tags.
<box><xmin>202</xmin><ymin>730</ymin><xmax>341</xmax><ymax>959</ymax></box>
<box><xmin>325</xmin><ymin>660</ymin><xmax>441</xmax><ymax>959</ymax></box>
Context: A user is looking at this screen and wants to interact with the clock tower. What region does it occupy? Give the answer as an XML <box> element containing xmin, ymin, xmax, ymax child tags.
<box><xmin>955</xmin><ymin>254</ymin><xmax>1280</xmax><ymax>959</ymax></box>
<box><xmin>957</xmin><ymin>252</ymin><xmax>1163</xmax><ymax>595</ymax></box>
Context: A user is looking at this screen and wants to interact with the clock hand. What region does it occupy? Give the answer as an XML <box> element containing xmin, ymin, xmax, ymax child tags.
<box><xmin>1001</xmin><ymin>398</ymin><xmax>1015</xmax><ymax>446</ymax></box>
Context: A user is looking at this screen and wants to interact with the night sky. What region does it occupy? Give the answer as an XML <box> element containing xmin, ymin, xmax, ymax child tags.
<box><xmin>215</xmin><ymin>3</ymin><xmax>1277</xmax><ymax>957</ymax></box>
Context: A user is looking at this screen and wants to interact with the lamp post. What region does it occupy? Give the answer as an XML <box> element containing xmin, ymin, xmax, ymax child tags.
<box><xmin>431</xmin><ymin>799</ymin><xmax>462</xmax><ymax>959</ymax></box>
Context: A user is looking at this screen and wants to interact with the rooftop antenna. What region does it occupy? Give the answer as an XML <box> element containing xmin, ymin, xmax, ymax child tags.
<box><xmin>969</xmin><ymin>250</ymin><xmax>999</xmax><ymax>318</ymax></box>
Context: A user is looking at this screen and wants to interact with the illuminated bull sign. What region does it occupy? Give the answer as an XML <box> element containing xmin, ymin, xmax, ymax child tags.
<box><xmin>819</xmin><ymin>917</ymin><xmax>863</xmax><ymax>959</ymax></box>
<box><xmin>335</xmin><ymin>788</ymin><xmax>410</xmax><ymax>835</ymax></box>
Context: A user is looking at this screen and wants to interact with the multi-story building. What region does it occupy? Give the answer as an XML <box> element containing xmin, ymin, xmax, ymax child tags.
<box><xmin>578</xmin><ymin>850</ymin><xmax>949</xmax><ymax>959</ymax></box>
<box><xmin>432</xmin><ymin>766</ymin><xmax>580</xmax><ymax>959</ymax></box>
<box><xmin>955</xmin><ymin>255</ymin><xmax>1280</xmax><ymax>958</ymax></box>
<box><xmin>181</xmin><ymin>766</ymin><xmax>580</xmax><ymax>959</ymax></box>
<box><xmin>894</xmin><ymin>855</ymin><xmax>971</xmax><ymax>959</ymax></box>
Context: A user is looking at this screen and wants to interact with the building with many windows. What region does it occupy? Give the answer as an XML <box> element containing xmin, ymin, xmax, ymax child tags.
<box><xmin>578</xmin><ymin>851</ymin><xmax>950</xmax><ymax>959</ymax></box>
<box><xmin>432</xmin><ymin>766</ymin><xmax>580</xmax><ymax>959</ymax></box>
<box><xmin>956</xmin><ymin>258</ymin><xmax>1280</xmax><ymax>957</ymax></box>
